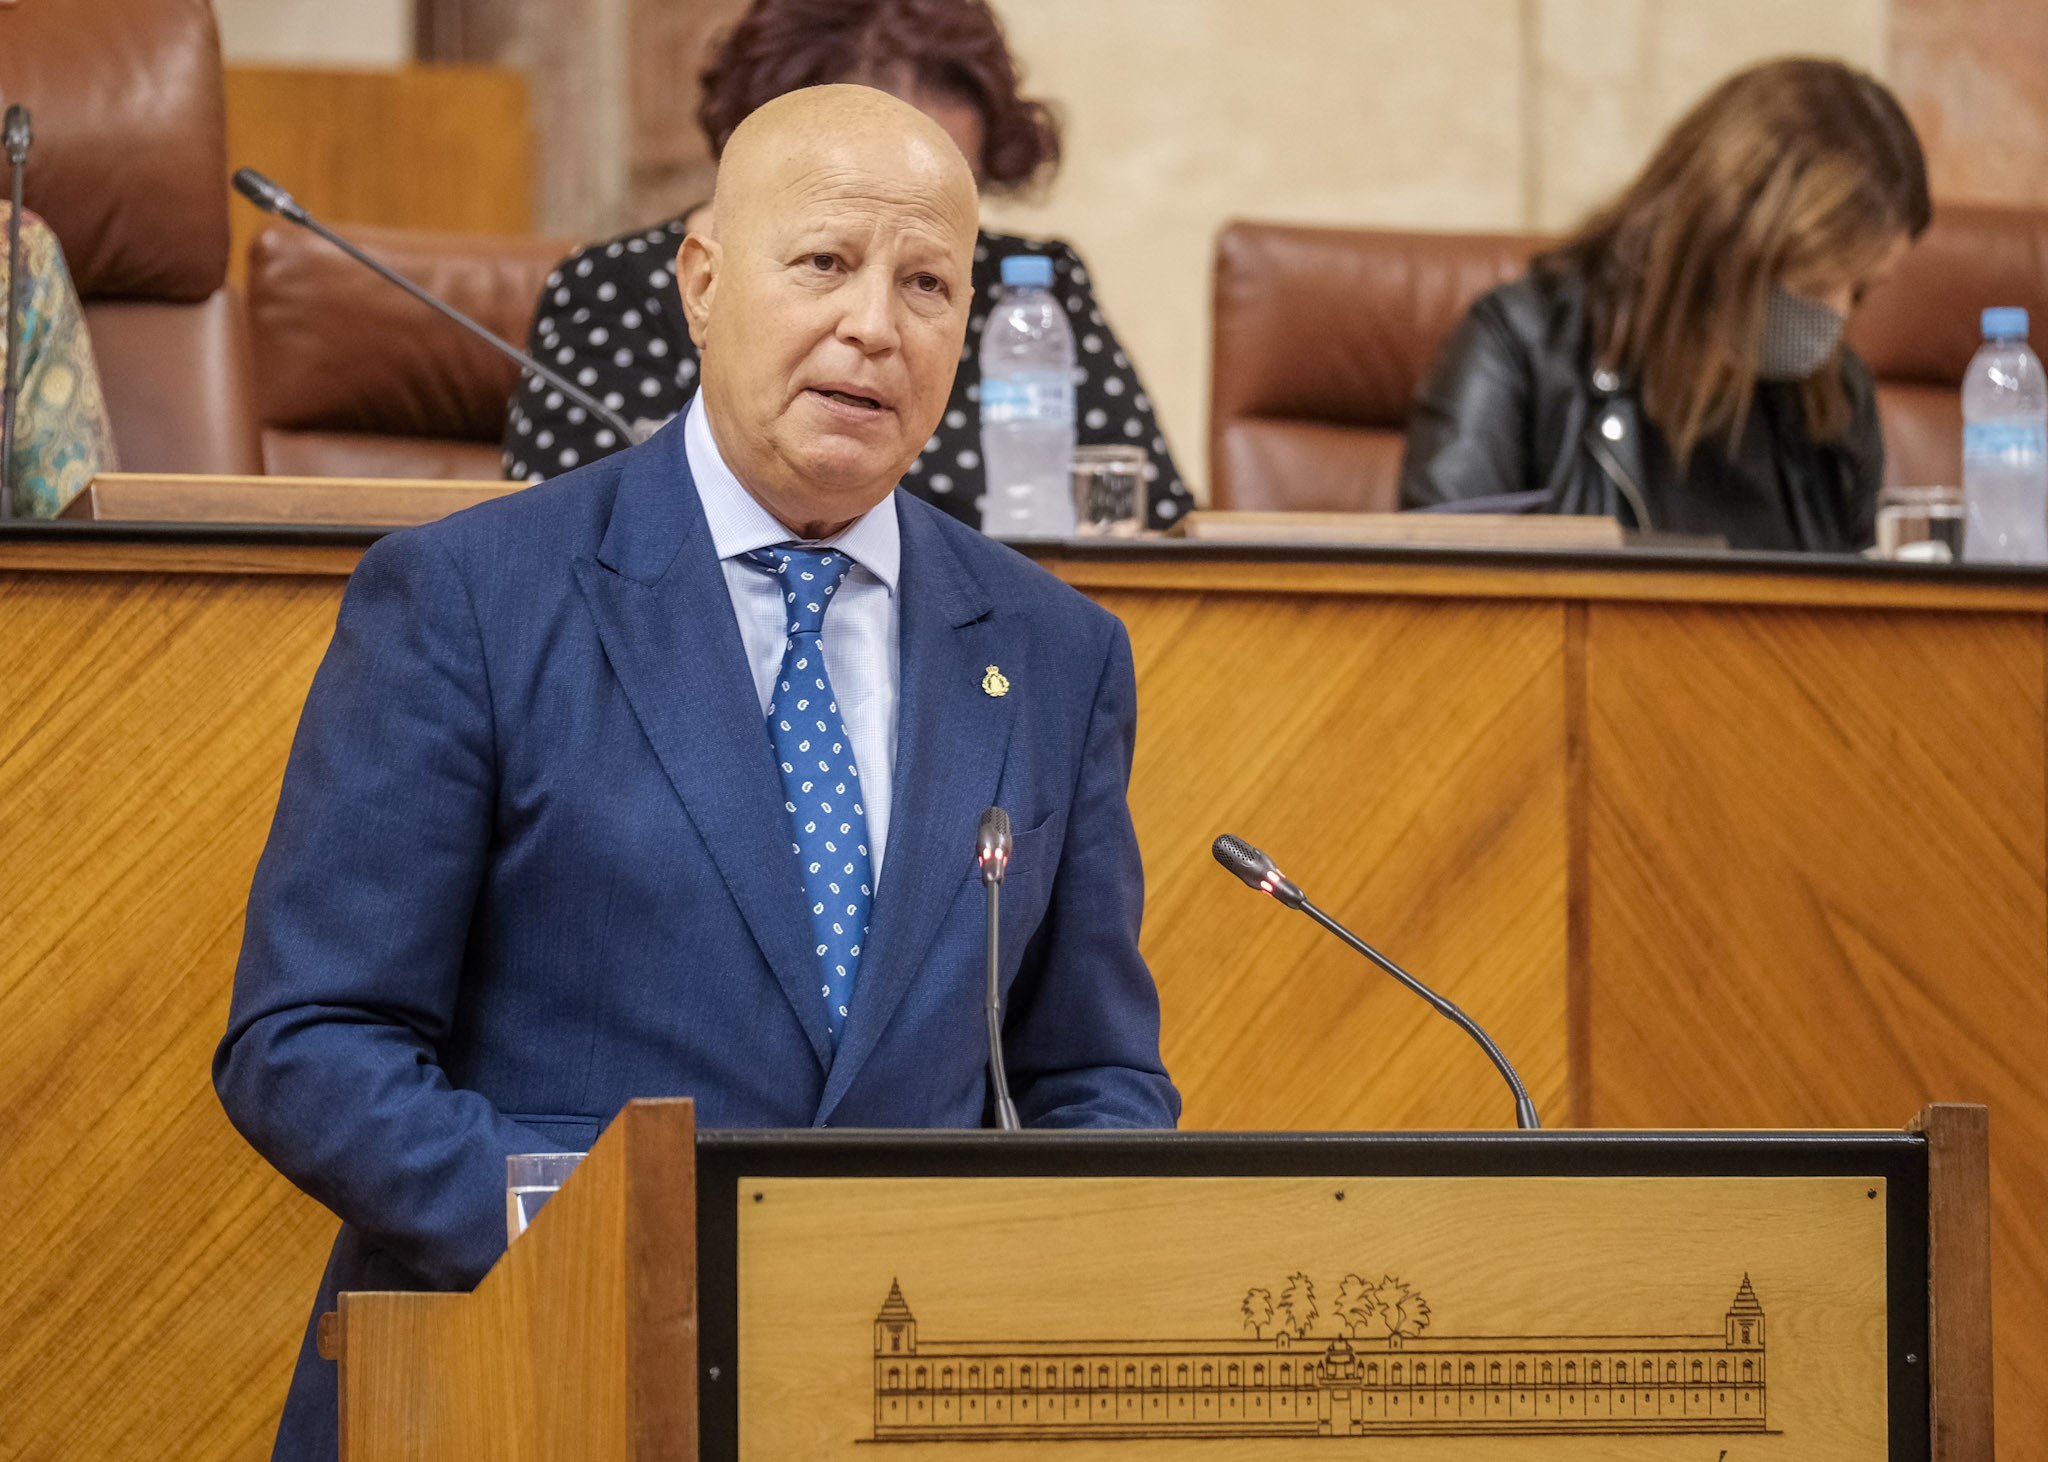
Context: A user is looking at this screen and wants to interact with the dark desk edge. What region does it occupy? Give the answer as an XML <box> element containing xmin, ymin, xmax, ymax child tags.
<box><xmin>5</xmin><ymin>517</ymin><xmax>2048</xmax><ymax>588</ymax></box>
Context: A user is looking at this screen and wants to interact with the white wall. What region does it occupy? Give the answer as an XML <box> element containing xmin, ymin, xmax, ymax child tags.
<box><xmin>213</xmin><ymin>0</ymin><xmax>412</xmax><ymax>67</ymax></box>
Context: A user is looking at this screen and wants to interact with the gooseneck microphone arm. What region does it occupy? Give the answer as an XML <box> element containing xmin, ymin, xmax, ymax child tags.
<box><xmin>1212</xmin><ymin>833</ymin><xmax>1542</xmax><ymax>1131</ymax></box>
<box><xmin>977</xmin><ymin>806</ymin><xmax>1021</xmax><ymax>1131</ymax></box>
<box><xmin>229</xmin><ymin>168</ymin><xmax>642</xmax><ymax>448</ymax></box>
<box><xmin>2</xmin><ymin>105</ymin><xmax>33</xmax><ymax>520</ymax></box>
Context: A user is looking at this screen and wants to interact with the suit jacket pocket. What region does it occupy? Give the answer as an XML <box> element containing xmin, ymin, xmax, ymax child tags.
<box><xmin>506</xmin><ymin>1112</ymin><xmax>601</xmax><ymax>1151</ymax></box>
<box><xmin>961</xmin><ymin>812</ymin><xmax>1057</xmax><ymax>885</ymax></box>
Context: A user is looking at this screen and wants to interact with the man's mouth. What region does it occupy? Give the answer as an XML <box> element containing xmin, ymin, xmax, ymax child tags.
<box><xmin>810</xmin><ymin>387</ymin><xmax>887</xmax><ymax>412</ymax></box>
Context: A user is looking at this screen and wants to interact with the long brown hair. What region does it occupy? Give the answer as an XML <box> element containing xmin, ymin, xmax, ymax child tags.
<box><xmin>1541</xmin><ymin>58</ymin><xmax>1930</xmax><ymax>462</ymax></box>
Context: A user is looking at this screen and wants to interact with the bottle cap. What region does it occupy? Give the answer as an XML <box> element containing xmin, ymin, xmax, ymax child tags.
<box><xmin>1000</xmin><ymin>254</ymin><xmax>1054</xmax><ymax>288</ymax></box>
<box><xmin>1982</xmin><ymin>306</ymin><xmax>2030</xmax><ymax>340</ymax></box>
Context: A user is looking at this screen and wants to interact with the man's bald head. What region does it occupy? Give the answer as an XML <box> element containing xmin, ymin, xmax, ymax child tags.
<box><xmin>676</xmin><ymin>85</ymin><xmax>980</xmax><ymax>539</ymax></box>
<box><xmin>711</xmin><ymin>84</ymin><xmax>978</xmax><ymax>247</ymax></box>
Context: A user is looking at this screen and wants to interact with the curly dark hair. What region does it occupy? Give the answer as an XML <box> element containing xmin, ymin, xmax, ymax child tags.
<box><xmin>697</xmin><ymin>0</ymin><xmax>1062</xmax><ymax>194</ymax></box>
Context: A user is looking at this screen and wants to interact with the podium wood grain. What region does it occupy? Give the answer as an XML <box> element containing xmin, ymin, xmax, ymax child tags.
<box><xmin>337</xmin><ymin>1100</ymin><xmax>697</xmax><ymax>1462</ymax></box>
<box><xmin>1</xmin><ymin>541</ymin><xmax>2041</xmax><ymax>1458</ymax></box>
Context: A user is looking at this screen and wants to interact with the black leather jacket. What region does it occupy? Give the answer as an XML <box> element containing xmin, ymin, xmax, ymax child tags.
<box><xmin>1398</xmin><ymin>268</ymin><xmax>1882</xmax><ymax>552</ymax></box>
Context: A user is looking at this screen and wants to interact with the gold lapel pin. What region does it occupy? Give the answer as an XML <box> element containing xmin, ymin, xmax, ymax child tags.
<box><xmin>981</xmin><ymin>664</ymin><xmax>1010</xmax><ymax>698</ymax></box>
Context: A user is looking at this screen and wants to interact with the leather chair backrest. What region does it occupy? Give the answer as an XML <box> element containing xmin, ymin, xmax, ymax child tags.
<box><xmin>1848</xmin><ymin>203</ymin><xmax>2048</xmax><ymax>488</ymax></box>
<box><xmin>246</xmin><ymin>223</ymin><xmax>577</xmax><ymax>481</ymax></box>
<box><xmin>1210</xmin><ymin>221</ymin><xmax>1539</xmax><ymax>511</ymax></box>
<box><xmin>0</xmin><ymin>0</ymin><xmax>262</xmax><ymax>475</ymax></box>
<box><xmin>1211</xmin><ymin>206</ymin><xmax>2048</xmax><ymax>510</ymax></box>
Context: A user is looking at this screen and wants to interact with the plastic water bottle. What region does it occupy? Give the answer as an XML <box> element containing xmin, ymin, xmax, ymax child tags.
<box><xmin>1962</xmin><ymin>306</ymin><xmax>2048</xmax><ymax>563</ymax></box>
<box><xmin>979</xmin><ymin>254</ymin><xmax>1076</xmax><ymax>538</ymax></box>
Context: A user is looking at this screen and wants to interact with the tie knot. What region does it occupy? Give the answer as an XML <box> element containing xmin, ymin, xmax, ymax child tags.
<box><xmin>745</xmin><ymin>546</ymin><xmax>856</xmax><ymax>637</ymax></box>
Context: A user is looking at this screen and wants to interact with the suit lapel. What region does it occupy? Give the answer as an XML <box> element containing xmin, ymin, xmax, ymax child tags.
<box><xmin>571</xmin><ymin>423</ymin><xmax>835</xmax><ymax>1069</ymax></box>
<box><xmin>817</xmin><ymin>502</ymin><xmax>1019</xmax><ymax>1121</ymax></box>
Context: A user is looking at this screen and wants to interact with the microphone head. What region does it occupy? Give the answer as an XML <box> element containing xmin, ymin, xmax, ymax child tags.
<box><xmin>1211</xmin><ymin>833</ymin><xmax>1306</xmax><ymax>909</ymax></box>
<box><xmin>977</xmin><ymin>806</ymin><xmax>1012</xmax><ymax>887</ymax></box>
<box><xmin>2</xmin><ymin>105</ymin><xmax>30</xmax><ymax>163</ymax></box>
<box><xmin>231</xmin><ymin>167</ymin><xmax>308</xmax><ymax>223</ymax></box>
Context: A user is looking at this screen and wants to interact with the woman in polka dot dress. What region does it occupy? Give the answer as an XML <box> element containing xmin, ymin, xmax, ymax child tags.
<box><xmin>502</xmin><ymin>0</ymin><xmax>1192</xmax><ymax>531</ymax></box>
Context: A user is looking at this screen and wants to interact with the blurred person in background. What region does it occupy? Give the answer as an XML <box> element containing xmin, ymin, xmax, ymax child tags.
<box><xmin>506</xmin><ymin>0</ymin><xmax>1193</xmax><ymax>529</ymax></box>
<box><xmin>0</xmin><ymin>199</ymin><xmax>116</xmax><ymax>517</ymax></box>
<box><xmin>1400</xmin><ymin>58</ymin><xmax>1929</xmax><ymax>552</ymax></box>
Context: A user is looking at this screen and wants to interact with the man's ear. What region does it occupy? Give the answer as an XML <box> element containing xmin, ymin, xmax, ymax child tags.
<box><xmin>676</xmin><ymin>236</ymin><xmax>719</xmax><ymax>350</ymax></box>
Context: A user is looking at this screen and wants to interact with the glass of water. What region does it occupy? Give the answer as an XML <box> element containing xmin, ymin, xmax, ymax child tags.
<box><xmin>506</xmin><ymin>1151</ymin><xmax>586</xmax><ymax>1242</ymax></box>
<box><xmin>1876</xmin><ymin>485</ymin><xmax>1966</xmax><ymax>563</ymax></box>
<box><xmin>1071</xmin><ymin>444</ymin><xmax>1149</xmax><ymax>536</ymax></box>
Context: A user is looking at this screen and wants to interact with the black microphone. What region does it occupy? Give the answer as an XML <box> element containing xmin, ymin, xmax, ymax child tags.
<box><xmin>230</xmin><ymin>167</ymin><xmax>642</xmax><ymax>448</ymax></box>
<box><xmin>1213</xmin><ymin>833</ymin><xmax>1542</xmax><ymax>1130</ymax></box>
<box><xmin>977</xmin><ymin>806</ymin><xmax>1020</xmax><ymax>1131</ymax></box>
<box><xmin>2</xmin><ymin>106</ymin><xmax>29</xmax><ymax>167</ymax></box>
<box><xmin>2</xmin><ymin>104</ymin><xmax>33</xmax><ymax>519</ymax></box>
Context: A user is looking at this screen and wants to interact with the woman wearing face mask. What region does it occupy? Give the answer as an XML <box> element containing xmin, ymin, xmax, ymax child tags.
<box><xmin>1399</xmin><ymin>57</ymin><xmax>1930</xmax><ymax>552</ymax></box>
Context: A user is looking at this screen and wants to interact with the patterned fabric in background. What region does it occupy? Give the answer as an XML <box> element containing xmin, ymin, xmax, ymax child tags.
<box><xmin>504</xmin><ymin>214</ymin><xmax>1194</xmax><ymax>530</ymax></box>
<box><xmin>0</xmin><ymin>205</ymin><xmax>117</xmax><ymax>518</ymax></box>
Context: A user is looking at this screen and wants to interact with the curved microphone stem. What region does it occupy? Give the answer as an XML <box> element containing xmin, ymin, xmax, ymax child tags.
<box><xmin>984</xmin><ymin>880</ymin><xmax>1020</xmax><ymax>1131</ymax></box>
<box><xmin>293</xmin><ymin>212</ymin><xmax>641</xmax><ymax>444</ymax></box>
<box><xmin>1299</xmin><ymin>898</ymin><xmax>1542</xmax><ymax>1130</ymax></box>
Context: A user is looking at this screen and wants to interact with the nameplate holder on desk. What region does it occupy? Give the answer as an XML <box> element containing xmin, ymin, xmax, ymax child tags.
<box><xmin>1171</xmin><ymin>510</ymin><xmax>1625</xmax><ymax>551</ymax></box>
<box><xmin>60</xmin><ymin>472</ymin><xmax>522</xmax><ymax>528</ymax></box>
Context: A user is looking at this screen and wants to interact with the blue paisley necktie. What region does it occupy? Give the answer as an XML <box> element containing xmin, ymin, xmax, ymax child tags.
<box><xmin>744</xmin><ymin>545</ymin><xmax>875</xmax><ymax>1044</ymax></box>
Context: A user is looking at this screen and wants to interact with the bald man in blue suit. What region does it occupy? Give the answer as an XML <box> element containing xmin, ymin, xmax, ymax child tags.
<box><xmin>216</xmin><ymin>88</ymin><xmax>1177</xmax><ymax>1461</ymax></box>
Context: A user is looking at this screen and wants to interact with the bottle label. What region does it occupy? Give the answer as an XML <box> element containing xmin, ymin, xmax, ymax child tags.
<box><xmin>1964</xmin><ymin>421</ymin><xmax>2048</xmax><ymax>463</ymax></box>
<box><xmin>980</xmin><ymin>372</ymin><xmax>1074</xmax><ymax>426</ymax></box>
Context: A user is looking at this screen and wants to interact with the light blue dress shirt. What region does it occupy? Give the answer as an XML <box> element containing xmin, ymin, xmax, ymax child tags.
<box><xmin>684</xmin><ymin>391</ymin><xmax>901</xmax><ymax>880</ymax></box>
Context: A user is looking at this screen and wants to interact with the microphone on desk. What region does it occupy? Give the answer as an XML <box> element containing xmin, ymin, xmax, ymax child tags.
<box><xmin>1212</xmin><ymin>833</ymin><xmax>1542</xmax><ymax>1131</ymax></box>
<box><xmin>2</xmin><ymin>104</ymin><xmax>33</xmax><ymax>520</ymax></box>
<box><xmin>978</xmin><ymin>806</ymin><xmax>1021</xmax><ymax>1131</ymax></box>
<box><xmin>229</xmin><ymin>167</ymin><xmax>643</xmax><ymax>449</ymax></box>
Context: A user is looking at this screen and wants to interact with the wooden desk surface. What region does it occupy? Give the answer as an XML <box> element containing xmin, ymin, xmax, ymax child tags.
<box><xmin>2</xmin><ymin>527</ymin><xmax>2040</xmax><ymax>1459</ymax></box>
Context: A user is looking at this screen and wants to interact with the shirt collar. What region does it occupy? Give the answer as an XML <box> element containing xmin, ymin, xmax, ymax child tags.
<box><xmin>684</xmin><ymin>391</ymin><xmax>901</xmax><ymax>594</ymax></box>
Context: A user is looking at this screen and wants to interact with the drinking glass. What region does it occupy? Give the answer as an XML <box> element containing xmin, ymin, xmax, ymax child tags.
<box><xmin>1876</xmin><ymin>485</ymin><xmax>1966</xmax><ymax>563</ymax></box>
<box><xmin>1070</xmin><ymin>444</ymin><xmax>1149</xmax><ymax>536</ymax></box>
<box><xmin>506</xmin><ymin>1151</ymin><xmax>586</xmax><ymax>1242</ymax></box>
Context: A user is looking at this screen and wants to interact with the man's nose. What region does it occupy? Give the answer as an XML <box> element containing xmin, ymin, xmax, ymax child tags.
<box><xmin>835</xmin><ymin>267</ymin><xmax>902</xmax><ymax>354</ymax></box>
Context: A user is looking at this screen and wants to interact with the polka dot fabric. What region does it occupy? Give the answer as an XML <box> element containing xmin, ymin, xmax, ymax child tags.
<box><xmin>744</xmin><ymin>545</ymin><xmax>874</xmax><ymax>1044</ymax></box>
<box><xmin>503</xmin><ymin>214</ymin><xmax>1194</xmax><ymax>530</ymax></box>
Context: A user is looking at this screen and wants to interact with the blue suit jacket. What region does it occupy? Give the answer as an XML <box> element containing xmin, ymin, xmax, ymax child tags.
<box><xmin>215</xmin><ymin>418</ymin><xmax>1179</xmax><ymax>1460</ymax></box>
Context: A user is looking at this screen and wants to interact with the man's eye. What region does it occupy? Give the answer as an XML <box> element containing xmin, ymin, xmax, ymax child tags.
<box><xmin>911</xmin><ymin>274</ymin><xmax>946</xmax><ymax>295</ymax></box>
<box><xmin>808</xmin><ymin>253</ymin><xmax>837</xmax><ymax>271</ymax></box>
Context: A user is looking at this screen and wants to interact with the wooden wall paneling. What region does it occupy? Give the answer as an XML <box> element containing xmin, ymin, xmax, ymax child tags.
<box><xmin>1098</xmin><ymin>587</ymin><xmax>1573</xmax><ymax>1132</ymax></box>
<box><xmin>2</xmin><ymin>543</ymin><xmax>2035</xmax><ymax>1456</ymax></box>
<box><xmin>222</xmin><ymin>65</ymin><xmax>535</xmax><ymax>289</ymax></box>
<box><xmin>1580</xmin><ymin>601</ymin><xmax>2048</xmax><ymax>1462</ymax></box>
<box><xmin>0</xmin><ymin>569</ymin><xmax>350</xmax><ymax>1459</ymax></box>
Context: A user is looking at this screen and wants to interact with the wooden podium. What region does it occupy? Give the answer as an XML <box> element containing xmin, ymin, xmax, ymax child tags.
<box><xmin>324</xmin><ymin>1101</ymin><xmax>1990</xmax><ymax>1462</ymax></box>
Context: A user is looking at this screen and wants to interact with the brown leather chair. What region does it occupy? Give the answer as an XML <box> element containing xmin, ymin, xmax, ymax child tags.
<box><xmin>0</xmin><ymin>0</ymin><xmax>263</xmax><ymax>475</ymax></box>
<box><xmin>1848</xmin><ymin>204</ymin><xmax>2048</xmax><ymax>489</ymax></box>
<box><xmin>245</xmin><ymin>223</ymin><xmax>576</xmax><ymax>480</ymax></box>
<box><xmin>1209</xmin><ymin>222</ymin><xmax>1538</xmax><ymax>511</ymax></box>
<box><xmin>1210</xmin><ymin>207</ymin><xmax>2048</xmax><ymax>511</ymax></box>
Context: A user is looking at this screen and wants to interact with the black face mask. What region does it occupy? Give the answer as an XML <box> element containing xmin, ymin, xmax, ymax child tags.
<box><xmin>1757</xmin><ymin>284</ymin><xmax>1846</xmax><ymax>382</ymax></box>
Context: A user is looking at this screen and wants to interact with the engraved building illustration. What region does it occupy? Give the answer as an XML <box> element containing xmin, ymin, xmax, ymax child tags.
<box><xmin>871</xmin><ymin>1276</ymin><xmax>1768</xmax><ymax>1440</ymax></box>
